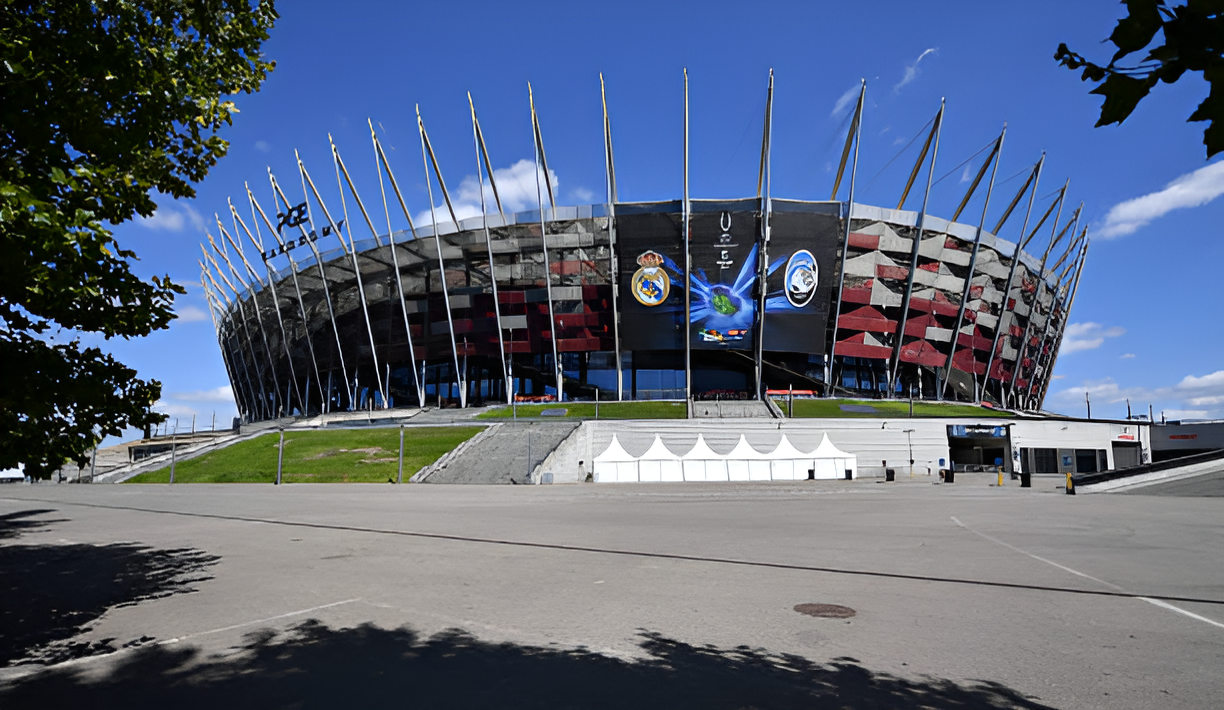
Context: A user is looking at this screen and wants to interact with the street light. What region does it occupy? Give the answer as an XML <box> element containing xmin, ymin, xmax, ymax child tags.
<box><xmin>903</xmin><ymin>429</ymin><xmax>915</xmax><ymax>478</ymax></box>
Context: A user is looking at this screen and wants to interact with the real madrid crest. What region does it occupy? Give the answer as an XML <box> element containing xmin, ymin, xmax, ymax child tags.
<box><xmin>784</xmin><ymin>249</ymin><xmax>817</xmax><ymax>308</ymax></box>
<box><xmin>631</xmin><ymin>250</ymin><xmax>670</xmax><ymax>306</ymax></box>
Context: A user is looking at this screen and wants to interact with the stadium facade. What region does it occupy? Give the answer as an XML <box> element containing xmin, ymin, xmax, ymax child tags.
<box><xmin>199</xmin><ymin>80</ymin><xmax>1089</xmax><ymax>423</ymax></box>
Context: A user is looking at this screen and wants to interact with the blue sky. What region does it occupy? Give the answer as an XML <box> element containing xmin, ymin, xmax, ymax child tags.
<box><xmin>99</xmin><ymin>0</ymin><xmax>1224</xmax><ymax>435</ymax></box>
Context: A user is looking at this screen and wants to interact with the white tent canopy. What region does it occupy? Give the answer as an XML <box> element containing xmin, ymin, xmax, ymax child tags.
<box><xmin>592</xmin><ymin>431</ymin><xmax>859</xmax><ymax>483</ymax></box>
<box><xmin>637</xmin><ymin>435</ymin><xmax>682</xmax><ymax>482</ymax></box>
<box><xmin>593</xmin><ymin>434</ymin><xmax>637</xmax><ymax>483</ymax></box>
<box><xmin>725</xmin><ymin>435</ymin><xmax>770</xmax><ymax>481</ymax></box>
<box><xmin>680</xmin><ymin>433</ymin><xmax>725</xmax><ymax>482</ymax></box>
<box><xmin>770</xmin><ymin>434</ymin><xmax>808</xmax><ymax>481</ymax></box>
<box><xmin>810</xmin><ymin>433</ymin><xmax>858</xmax><ymax>480</ymax></box>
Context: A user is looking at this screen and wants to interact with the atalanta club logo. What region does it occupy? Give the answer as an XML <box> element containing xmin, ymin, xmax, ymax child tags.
<box><xmin>784</xmin><ymin>250</ymin><xmax>817</xmax><ymax>307</ymax></box>
<box><xmin>631</xmin><ymin>250</ymin><xmax>670</xmax><ymax>306</ymax></box>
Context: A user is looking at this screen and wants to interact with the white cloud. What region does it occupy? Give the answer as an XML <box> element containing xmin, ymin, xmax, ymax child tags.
<box><xmin>1175</xmin><ymin>371</ymin><xmax>1224</xmax><ymax>408</ymax></box>
<box><xmin>1163</xmin><ymin>409</ymin><xmax>1209</xmax><ymax>420</ymax></box>
<box><xmin>894</xmin><ymin>48</ymin><xmax>937</xmax><ymax>93</ymax></box>
<box><xmin>959</xmin><ymin>165</ymin><xmax>973</xmax><ymax>184</ymax></box>
<box><xmin>154</xmin><ymin>400</ymin><xmax>198</xmax><ymax>418</ymax></box>
<box><xmin>255</xmin><ymin>140</ymin><xmax>271</xmax><ymax>153</ymax></box>
<box><xmin>137</xmin><ymin>202</ymin><xmax>206</xmax><ymax>233</ymax></box>
<box><xmin>171</xmin><ymin>385</ymin><xmax>235</xmax><ymax>403</ymax></box>
<box><xmin>1060</xmin><ymin>322</ymin><xmax>1126</xmax><ymax>353</ymax></box>
<box><xmin>176</xmin><ymin>305</ymin><xmax>209</xmax><ymax>323</ymax></box>
<box><xmin>1176</xmin><ymin>370</ymin><xmax>1224</xmax><ymax>391</ymax></box>
<box><xmin>1049</xmin><ymin>369</ymin><xmax>1224</xmax><ymax>420</ymax></box>
<box><xmin>1050</xmin><ymin>374</ymin><xmax>1066</xmax><ymax>380</ymax></box>
<box><xmin>831</xmin><ymin>85</ymin><xmax>859</xmax><ymax>117</ymax></box>
<box><xmin>571</xmin><ymin>186</ymin><xmax>595</xmax><ymax>203</ymax></box>
<box><xmin>893</xmin><ymin>136</ymin><xmax>905</xmax><ymax>146</ymax></box>
<box><xmin>415</xmin><ymin>159</ymin><xmax>559</xmax><ymax>230</ymax></box>
<box><xmin>1097</xmin><ymin>160</ymin><xmax>1224</xmax><ymax>238</ymax></box>
<box><xmin>1120</xmin><ymin>353</ymin><xmax>1136</xmax><ymax>359</ymax></box>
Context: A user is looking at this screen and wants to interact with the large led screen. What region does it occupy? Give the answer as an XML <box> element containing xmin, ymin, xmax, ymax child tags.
<box><xmin>689</xmin><ymin>206</ymin><xmax>760</xmax><ymax>351</ymax></box>
<box><xmin>616</xmin><ymin>208</ymin><xmax>684</xmax><ymax>352</ymax></box>
<box><xmin>761</xmin><ymin>206</ymin><xmax>841</xmax><ymax>353</ymax></box>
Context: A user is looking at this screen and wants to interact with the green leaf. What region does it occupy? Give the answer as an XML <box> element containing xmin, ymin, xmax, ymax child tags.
<box><xmin>1189</xmin><ymin>67</ymin><xmax>1224</xmax><ymax>157</ymax></box>
<box><xmin>1109</xmin><ymin>0</ymin><xmax>1165</xmax><ymax>62</ymax></box>
<box><xmin>1091</xmin><ymin>72</ymin><xmax>1157</xmax><ymax>125</ymax></box>
<box><xmin>1</xmin><ymin>0</ymin><xmax>278</xmax><ymax>477</ymax></box>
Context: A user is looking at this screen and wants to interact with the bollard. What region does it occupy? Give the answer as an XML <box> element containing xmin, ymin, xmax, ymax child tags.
<box><xmin>526</xmin><ymin>431</ymin><xmax>532</xmax><ymax>480</ymax></box>
<box><xmin>885</xmin><ymin>468</ymin><xmax>895</xmax><ymax>482</ymax></box>
<box><xmin>1065</xmin><ymin>472</ymin><xmax>1075</xmax><ymax>495</ymax></box>
<box><xmin>998</xmin><ymin>470</ymin><xmax>1003</xmax><ymax>487</ymax></box>
<box><xmin>397</xmin><ymin>424</ymin><xmax>405</xmax><ymax>484</ymax></box>
<box><xmin>1020</xmin><ymin>472</ymin><xmax>1031</xmax><ymax>488</ymax></box>
<box><xmin>595</xmin><ymin>389</ymin><xmax>599</xmax><ymax>420</ymax></box>
<box><xmin>276</xmin><ymin>430</ymin><xmax>284</xmax><ymax>485</ymax></box>
<box><xmin>169</xmin><ymin>427</ymin><xmax>177</xmax><ymax>484</ymax></box>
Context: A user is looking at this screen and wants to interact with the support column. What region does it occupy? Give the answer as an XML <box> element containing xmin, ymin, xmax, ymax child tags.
<box><xmin>825</xmin><ymin>79</ymin><xmax>866</xmax><ymax>397</ymax></box>
<box><xmin>246</xmin><ymin>186</ymin><xmax>327</xmax><ymax>412</ymax></box>
<box><xmin>888</xmin><ymin>100</ymin><xmax>945</xmax><ymax>394</ymax></box>
<box><xmin>941</xmin><ymin>126</ymin><xmax>1005</xmax><ymax>401</ymax></box>
<box><xmin>981</xmin><ymin>155</ymin><xmax>1043</xmax><ymax>404</ymax></box>
<box><xmin>227</xmin><ymin>203</ymin><xmax>306</xmax><ymax>415</ymax></box>
<box><xmin>600</xmin><ymin>73</ymin><xmax>624</xmax><ymax>401</ymax></box>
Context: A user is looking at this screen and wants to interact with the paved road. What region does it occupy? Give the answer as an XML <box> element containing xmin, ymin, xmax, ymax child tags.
<box><xmin>1</xmin><ymin>477</ymin><xmax>1221</xmax><ymax>709</ymax></box>
<box><xmin>1121</xmin><ymin>468</ymin><xmax>1224</xmax><ymax>497</ymax></box>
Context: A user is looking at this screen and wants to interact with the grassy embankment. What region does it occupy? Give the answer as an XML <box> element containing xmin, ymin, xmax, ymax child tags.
<box><xmin>774</xmin><ymin>398</ymin><xmax>1011</xmax><ymax>419</ymax></box>
<box><xmin>126</xmin><ymin>426</ymin><xmax>483</xmax><ymax>483</ymax></box>
<box><xmin>475</xmin><ymin>401</ymin><xmax>687</xmax><ymax>420</ymax></box>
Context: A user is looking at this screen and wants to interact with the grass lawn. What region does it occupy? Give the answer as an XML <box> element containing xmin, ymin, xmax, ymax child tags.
<box><xmin>775</xmin><ymin>398</ymin><xmax>1011</xmax><ymax>419</ymax></box>
<box><xmin>126</xmin><ymin>426</ymin><xmax>483</xmax><ymax>483</ymax></box>
<box><xmin>475</xmin><ymin>401</ymin><xmax>687</xmax><ymax>420</ymax></box>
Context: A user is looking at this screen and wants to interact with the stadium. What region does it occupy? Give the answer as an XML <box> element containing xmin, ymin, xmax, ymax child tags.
<box><xmin>199</xmin><ymin>83</ymin><xmax>1089</xmax><ymax>424</ymax></box>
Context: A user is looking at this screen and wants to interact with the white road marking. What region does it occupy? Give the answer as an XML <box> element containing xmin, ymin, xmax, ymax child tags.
<box><xmin>158</xmin><ymin>597</ymin><xmax>362</xmax><ymax>644</ymax></box>
<box><xmin>1138</xmin><ymin>597</ymin><xmax>1224</xmax><ymax>630</ymax></box>
<box><xmin>950</xmin><ymin>516</ymin><xmax>1224</xmax><ymax>631</ymax></box>
<box><xmin>0</xmin><ymin>597</ymin><xmax>365</xmax><ymax>683</ymax></box>
<box><xmin>950</xmin><ymin>516</ymin><xmax>1125</xmax><ymax>591</ymax></box>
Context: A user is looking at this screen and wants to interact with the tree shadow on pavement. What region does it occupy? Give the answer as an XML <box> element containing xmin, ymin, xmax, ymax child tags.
<box><xmin>0</xmin><ymin>509</ymin><xmax>63</xmax><ymax>540</ymax></box>
<box><xmin>1</xmin><ymin>619</ymin><xmax>1055</xmax><ymax>709</ymax></box>
<box><xmin>0</xmin><ymin>508</ymin><xmax>218</xmax><ymax>667</ymax></box>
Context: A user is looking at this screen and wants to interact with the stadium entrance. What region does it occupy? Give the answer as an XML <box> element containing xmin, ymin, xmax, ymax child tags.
<box><xmin>947</xmin><ymin>424</ymin><xmax>1013</xmax><ymax>473</ymax></box>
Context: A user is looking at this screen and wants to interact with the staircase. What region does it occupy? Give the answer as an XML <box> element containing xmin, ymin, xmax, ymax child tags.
<box><xmin>690</xmin><ymin>399</ymin><xmax>775</xmax><ymax>419</ymax></box>
<box><xmin>413</xmin><ymin>421</ymin><xmax>580</xmax><ymax>484</ymax></box>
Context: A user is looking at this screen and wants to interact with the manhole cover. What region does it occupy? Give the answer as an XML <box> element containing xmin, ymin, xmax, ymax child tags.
<box><xmin>794</xmin><ymin>603</ymin><xmax>856</xmax><ymax>618</ymax></box>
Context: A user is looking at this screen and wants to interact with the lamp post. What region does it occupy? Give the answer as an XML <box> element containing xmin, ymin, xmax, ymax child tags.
<box><xmin>397</xmin><ymin>424</ymin><xmax>405</xmax><ymax>484</ymax></box>
<box><xmin>903</xmin><ymin>429</ymin><xmax>915</xmax><ymax>478</ymax></box>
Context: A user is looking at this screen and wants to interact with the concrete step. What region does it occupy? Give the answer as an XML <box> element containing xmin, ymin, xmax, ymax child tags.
<box><xmin>690</xmin><ymin>400</ymin><xmax>773</xmax><ymax>418</ymax></box>
<box><xmin>417</xmin><ymin>421</ymin><xmax>580</xmax><ymax>484</ymax></box>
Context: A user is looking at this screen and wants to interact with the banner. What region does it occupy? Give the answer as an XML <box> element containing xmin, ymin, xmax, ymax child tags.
<box><xmin>616</xmin><ymin>208</ymin><xmax>684</xmax><ymax>352</ymax></box>
<box><xmin>689</xmin><ymin>206</ymin><xmax>760</xmax><ymax>351</ymax></box>
<box><xmin>761</xmin><ymin>207</ymin><xmax>840</xmax><ymax>353</ymax></box>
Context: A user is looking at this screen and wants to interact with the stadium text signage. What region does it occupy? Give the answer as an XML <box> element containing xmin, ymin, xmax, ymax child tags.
<box><xmin>262</xmin><ymin>201</ymin><xmax>344</xmax><ymax>261</ymax></box>
<box><xmin>947</xmin><ymin>425</ymin><xmax>1008</xmax><ymax>438</ymax></box>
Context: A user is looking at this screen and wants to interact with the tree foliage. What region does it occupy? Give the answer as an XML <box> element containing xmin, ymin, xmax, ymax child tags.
<box><xmin>0</xmin><ymin>1</ymin><xmax>277</xmax><ymax>478</ymax></box>
<box><xmin>1055</xmin><ymin>0</ymin><xmax>1224</xmax><ymax>158</ymax></box>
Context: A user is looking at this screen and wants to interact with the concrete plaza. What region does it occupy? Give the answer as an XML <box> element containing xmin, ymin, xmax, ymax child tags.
<box><xmin>1</xmin><ymin>476</ymin><xmax>1221</xmax><ymax>708</ymax></box>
